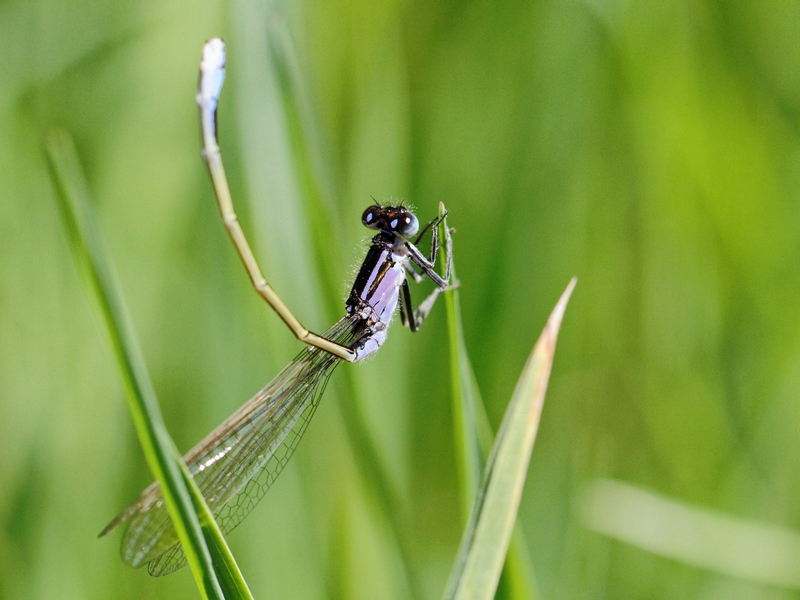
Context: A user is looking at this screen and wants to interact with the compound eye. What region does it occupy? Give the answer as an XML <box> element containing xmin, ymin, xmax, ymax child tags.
<box><xmin>395</xmin><ymin>211</ymin><xmax>419</xmax><ymax>237</ymax></box>
<box><xmin>362</xmin><ymin>206</ymin><xmax>380</xmax><ymax>229</ymax></box>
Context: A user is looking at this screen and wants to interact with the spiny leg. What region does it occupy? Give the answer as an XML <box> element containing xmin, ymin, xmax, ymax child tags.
<box><xmin>400</xmin><ymin>279</ymin><xmax>440</xmax><ymax>332</ymax></box>
<box><xmin>404</xmin><ymin>211</ymin><xmax>446</xmax><ymax>284</ymax></box>
<box><xmin>404</xmin><ymin>262</ymin><xmax>423</xmax><ymax>284</ymax></box>
<box><xmin>198</xmin><ymin>39</ymin><xmax>356</xmax><ymax>362</ymax></box>
<box><xmin>400</xmin><ymin>276</ymin><xmax>459</xmax><ymax>332</ymax></box>
<box><xmin>404</xmin><ymin>217</ymin><xmax>452</xmax><ymax>288</ymax></box>
<box><xmin>401</xmin><ymin>213</ymin><xmax>457</xmax><ymax>331</ymax></box>
<box><xmin>399</xmin><ymin>279</ymin><xmax>416</xmax><ymax>331</ymax></box>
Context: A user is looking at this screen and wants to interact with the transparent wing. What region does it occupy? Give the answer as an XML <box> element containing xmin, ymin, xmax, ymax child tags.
<box><xmin>101</xmin><ymin>316</ymin><xmax>362</xmax><ymax>575</ymax></box>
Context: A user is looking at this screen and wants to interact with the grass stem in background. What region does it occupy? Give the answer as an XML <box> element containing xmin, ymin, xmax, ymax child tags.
<box><xmin>262</xmin><ymin>20</ymin><xmax>426</xmax><ymax>598</ymax></box>
<box><xmin>581</xmin><ymin>478</ymin><xmax>800</xmax><ymax>590</ymax></box>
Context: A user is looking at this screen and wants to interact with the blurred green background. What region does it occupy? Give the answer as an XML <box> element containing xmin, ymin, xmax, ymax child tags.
<box><xmin>3</xmin><ymin>0</ymin><xmax>800</xmax><ymax>598</ymax></box>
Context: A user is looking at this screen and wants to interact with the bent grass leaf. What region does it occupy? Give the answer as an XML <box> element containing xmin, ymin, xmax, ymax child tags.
<box><xmin>443</xmin><ymin>278</ymin><xmax>577</xmax><ymax>600</ymax></box>
<box><xmin>45</xmin><ymin>128</ymin><xmax>251</xmax><ymax>600</ymax></box>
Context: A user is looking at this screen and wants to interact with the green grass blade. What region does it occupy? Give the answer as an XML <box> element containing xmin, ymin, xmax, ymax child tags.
<box><xmin>45</xmin><ymin>128</ymin><xmax>251</xmax><ymax>600</ymax></box>
<box><xmin>500</xmin><ymin>530</ymin><xmax>539</xmax><ymax>600</ymax></box>
<box><xmin>443</xmin><ymin>278</ymin><xmax>577</xmax><ymax>600</ymax></box>
<box><xmin>440</xmin><ymin>207</ymin><xmax>483</xmax><ymax>520</ymax></box>
<box><xmin>440</xmin><ymin>209</ymin><xmax>540</xmax><ymax>600</ymax></box>
<box><xmin>448</xmin><ymin>338</ymin><xmax>539</xmax><ymax>600</ymax></box>
<box><xmin>179</xmin><ymin>465</ymin><xmax>253</xmax><ymax>599</ymax></box>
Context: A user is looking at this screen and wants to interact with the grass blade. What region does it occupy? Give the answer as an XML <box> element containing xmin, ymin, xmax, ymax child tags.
<box><xmin>181</xmin><ymin>467</ymin><xmax>253</xmax><ymax>599</ymax></box>
<box><xmin>45</xmin><ymin>128</ymin><xmax>251</xmax><ymax>599</ymax></box>
<box><xmin>443</xmin><ymin>278</ymin><xmax>577</xmax><ymax>600</ymax></box>
<box><xmin>441</xmin><ymin>227</ymin><xmax>483</xmax><ymax>519</ymax></box>
<box><xmin>440</xmin><ymin>209</ymin><xmax>540</xmax><ymax>600</ymax></box>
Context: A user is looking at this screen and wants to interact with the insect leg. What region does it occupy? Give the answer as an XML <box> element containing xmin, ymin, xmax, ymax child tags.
<box><xmin>401</xmin><ymin>210</ymin><xmax>457</xmax><ymax>331</ymax></box>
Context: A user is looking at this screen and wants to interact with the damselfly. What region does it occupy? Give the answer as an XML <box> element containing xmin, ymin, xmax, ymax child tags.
<box><xmin>100</xmin><ymin>38</ymin><xmax>455</xmax><ymax>576</ymax></box>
